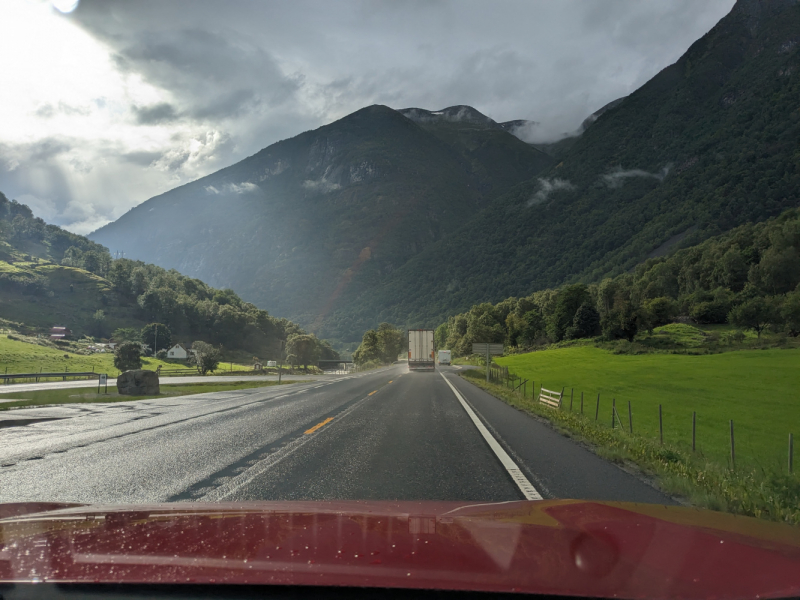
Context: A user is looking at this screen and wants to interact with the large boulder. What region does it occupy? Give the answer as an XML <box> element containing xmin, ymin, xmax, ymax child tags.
<box><xmin>117</xmin><ymin>370</ymin><xmax>160</xmax><ymax>396</ymax></box>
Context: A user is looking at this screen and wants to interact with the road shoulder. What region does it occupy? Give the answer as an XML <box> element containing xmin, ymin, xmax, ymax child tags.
<box><xmin>443</xmin><ymin>368</ymin><xmax>677</xmax><ymax>504</ymax></box>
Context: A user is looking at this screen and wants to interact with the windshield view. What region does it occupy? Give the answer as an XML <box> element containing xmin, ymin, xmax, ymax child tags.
<box><xmin>1</xmin><ymin>0</ymin><xmax>799</xmax><ymax>597</ymax></box>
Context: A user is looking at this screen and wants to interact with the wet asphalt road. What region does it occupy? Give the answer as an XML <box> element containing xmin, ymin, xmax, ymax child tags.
<box><xmin>0</xmin><ymin>365</ymin><xmax>675</xmax><ymax>505</ymax></box>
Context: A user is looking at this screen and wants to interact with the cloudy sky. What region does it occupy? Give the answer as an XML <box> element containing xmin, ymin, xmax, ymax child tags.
<box><xmin>1</xmin><ymin>0</ymin><xmax>735</xmax><ymax>234</ymax></box>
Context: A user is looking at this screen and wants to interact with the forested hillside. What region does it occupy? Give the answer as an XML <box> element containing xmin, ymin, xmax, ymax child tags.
<box><xmin>322</xmin><ymin>0</ymin><xmax>800</xmax><ymax>341</ymax></box>
<box><xmin>436</xmin><ymin>206</ymin><xmax>800</xmax><ymax>355</ymax></box>
<box><xmin>0</xmin><ymin>192</ymin><xmax>336</xmax><ymax>361</ymax></box>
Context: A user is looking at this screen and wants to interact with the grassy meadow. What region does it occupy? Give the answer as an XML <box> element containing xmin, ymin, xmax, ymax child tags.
<box><xmin>493</xmin><ymin>345</ymin><xmax>800</xmax><ymax>472</ymax></box>
<box><xmin>0</xmin><ymin>335</ymin><xmax>251</xmax><ymax>377</ymax></box>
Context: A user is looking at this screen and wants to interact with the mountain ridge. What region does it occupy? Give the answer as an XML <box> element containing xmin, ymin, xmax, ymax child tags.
<box><xmin>90</xmin><ymin>104</ymin><xmax>554</xmax><ymax>345</ymax></box>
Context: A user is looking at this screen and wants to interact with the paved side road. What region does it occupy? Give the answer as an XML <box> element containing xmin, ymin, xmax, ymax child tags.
<box><xmin>0</xmin><ymin>364</ymin><xmax>674</xmax><ymax>505</ymax></box>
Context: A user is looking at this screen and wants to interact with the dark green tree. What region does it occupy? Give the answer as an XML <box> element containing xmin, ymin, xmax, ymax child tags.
<box><xmin>141</xmin><ymin>323</ymin><xmax>172</xmax><ymax>355</ymax></box>
<box><xmin>114</xmin><ymin>342</ymin><xmax>143</xmax><ymax>372</ymax></box>
<box><xmin>521</xmin><ymin>310</ymin><xmax>545</xmax><ymax>345</ymax></box>
<box><xmin>434</xmin><ymin>322</ymin><xmax>449</xmax><ymax>350</ymax></box>
<box><xmin>728</xmin><ymin>297</ymin><xmax>780</xmax><ymax>338</ymax></box>
<box><xmin>601</xmin><ymin>302</ymin><xmax>641</xmax><ymax>342</ymax></box>
<box><xmin>112</xmin><ymin>328</ymin><xmax>141</xmax><ymax>344</ymax></box>
<box><xmin>547</xmin><ymin>284</ymin><xmax>590</xmax><ymax>342</ymax></box>
<box><xmin>286</xmin><ymin>334</ymin><xmax>321</xmax><ymax>370</ymax></box>
<box><xmin>376</xmin><ymin>323</ymin><xmax>404</xmax><ymax>363</ymax></box>
<box><xmin>353</xmin><ymin>329</ymin><xmax>381</xmax><ymax>365</ymax></box>
<box><xmin>566</xmin><ymin>303</ymin><xmax>600</xmax><ymax>339</ymax></box>
<box><xmin>643</xmin><ymin>297</ymin><xmax>676</xmax><ymax>329</ymax></box>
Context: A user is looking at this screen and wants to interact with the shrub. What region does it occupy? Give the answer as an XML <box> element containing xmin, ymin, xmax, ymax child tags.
<box><xmin>191</xmin><ymin>341</ymin><xmax>220</xmax><ymax>375</ymax></box>
<box><xmin>114</xmin><ymin>341</ymin><xmax>143</xmax><ymax>371</ymax></box>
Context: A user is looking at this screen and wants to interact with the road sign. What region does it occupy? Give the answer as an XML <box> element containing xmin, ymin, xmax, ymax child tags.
<box><xmin>99</xmin><ymin>373</ymin><xmax>107</xmax><ymax>385</ymax></box>
<box><xmin>472</xmin><ymin>343</ymin><xmax>504</xmax><ymax>355</ymax></box>
<box><xmin>473</xmin><ymin>343</ymin><xmax>504</xmax><ymax>383</ymax></box>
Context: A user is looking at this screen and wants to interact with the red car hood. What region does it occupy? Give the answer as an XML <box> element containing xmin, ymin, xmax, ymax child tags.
<box><xmin>1</xmin><ymin>499</ymin><xmax>799</xmax><ymax>598</ymax></box>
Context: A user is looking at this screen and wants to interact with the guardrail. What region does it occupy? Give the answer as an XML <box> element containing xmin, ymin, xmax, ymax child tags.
<box><xmin>1</xmin><ymin>371</ymin><xmax>102</xmax><ymax>384</ymax></box>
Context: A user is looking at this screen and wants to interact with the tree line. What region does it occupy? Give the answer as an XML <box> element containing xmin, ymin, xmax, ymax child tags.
<box><xmin>436</xmin><ymin>207</ymin><xmax>800</xmax><ymax>355</ymax></box>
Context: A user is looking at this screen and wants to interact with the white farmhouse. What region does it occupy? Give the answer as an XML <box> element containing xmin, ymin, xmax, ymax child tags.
<box><xmin>167</xmin><ymin>343</ymin><xmax>189</xmax><ymax>360</ymax></box>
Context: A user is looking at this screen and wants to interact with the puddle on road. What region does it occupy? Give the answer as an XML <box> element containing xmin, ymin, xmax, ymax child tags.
<box><xmin>0</xmin><ymin>417</ymin><xmax>64</xmax><ymax>429</ymax></box>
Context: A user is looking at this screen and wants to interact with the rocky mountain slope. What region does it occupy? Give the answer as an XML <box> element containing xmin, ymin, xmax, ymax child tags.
<box><xmin>90</xmin><ymin>104</ymin><xmax>553</xmax><ymax>342</ymax></box>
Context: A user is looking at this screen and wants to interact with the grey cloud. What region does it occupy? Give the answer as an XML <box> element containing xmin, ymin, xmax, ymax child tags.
<box><xmin>121</xmin><ymin>150</ymin><xmax>163</xmax><ymax>166</ymax></box>
<box><xmin>133</xmin><ymin>102</ymin><xmax>180</xmax><ymax>124</ymax></box>
<box><xmin>34</xmin><ymin>102</ymin><xmax>92</xmax><ymax>119</ymax></box>
<box><xmin>111</xmin><ymin>28</ymin><xmax>301</xmax><ymax>120</ymax></box>
<box><xmin>151</xmin><ymin>130</ymin><xmax>232</xmax><ymax>173</ymax></box>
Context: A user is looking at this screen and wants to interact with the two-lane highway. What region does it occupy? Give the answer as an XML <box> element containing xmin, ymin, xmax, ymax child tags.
<box><xmin>0</xmin><ymin>365</ymin><xmax>675</xmax><ymax>505</ymax></box>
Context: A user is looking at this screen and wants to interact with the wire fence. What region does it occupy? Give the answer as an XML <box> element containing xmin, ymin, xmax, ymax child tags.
<box><xmin>486</xmin><ymin>363</ymin><xmax>795</xmax><ymax>475</ymax></box>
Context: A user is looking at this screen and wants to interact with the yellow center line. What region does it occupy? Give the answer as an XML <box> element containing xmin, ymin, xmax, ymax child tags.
<box><xmin>304</xmin><ymin>417</ymin><xmax>334</xmax><ymax>434</ymax></box>
<box><xmin>388</xmin><ymin>380</ymin><xmax>393</xmax><ymax>384</ymax></box>
<box><xmin>368</xmin><ymin>390</ymin><xmax>377</xmax><ymax>396</ymax></box>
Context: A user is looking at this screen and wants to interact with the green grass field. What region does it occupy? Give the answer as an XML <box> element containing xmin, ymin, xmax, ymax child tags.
<box><xmin>0</xmin><ymin>380</ymin><xmax>296</xmax><ymax>411</ymax></box>
<box><xmin>0</xmin><ymin>335</ymin><xmax>251</xmax><ymax>377</ymax></box>
<box><xmin>494</xmin><ymin>346</ymin><xmax>800</xmax><ymax>471</ymax></box>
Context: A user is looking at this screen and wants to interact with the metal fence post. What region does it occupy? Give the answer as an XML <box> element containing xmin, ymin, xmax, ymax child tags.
<box><xmin>628</xmin><ymin>401</ymin><xmax>633</xmax><ymax>434</ymax></box>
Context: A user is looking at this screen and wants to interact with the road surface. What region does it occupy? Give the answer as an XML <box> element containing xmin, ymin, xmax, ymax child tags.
<box><xmin>0</xmin><ymin>365</ymin><xmax>674</xmax><ymax>505</ymax></box>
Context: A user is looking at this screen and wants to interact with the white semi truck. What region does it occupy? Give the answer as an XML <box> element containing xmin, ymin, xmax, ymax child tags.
<box><xmin>408</xmin><ymin>329</ymin><xmax>435</xmax><ymax>371</ymax></box>
<box><xmin>438</xmin><ymin>350</ymin><xmax>451</xmax><ymax>365</ymax></box>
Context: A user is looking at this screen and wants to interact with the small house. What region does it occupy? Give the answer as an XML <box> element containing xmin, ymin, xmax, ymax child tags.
<box><xmin>167</xmin><ymin>343</ymin><xmax>189</xmax><ymax>360</ymax></box>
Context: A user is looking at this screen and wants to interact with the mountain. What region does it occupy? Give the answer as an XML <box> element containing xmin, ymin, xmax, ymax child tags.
<box><xmin>319</xmin><ymin>0</ymin><xmax>800</xmax><ymax>339</ymax></box>
<box><xmin>90</xmin><ymin>105</ymin><xmax>554</xmax><ymax>344</ymax></box>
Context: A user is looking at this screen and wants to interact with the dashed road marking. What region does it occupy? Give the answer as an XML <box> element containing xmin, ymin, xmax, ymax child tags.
<box><xmin>439</xmin><ymin>373</ymin><xmax>542</xmax><ymax>501</ymax></box>
<box><xmin>304</xmin><ymin>417</ymin><xmax>334</xmax><ymax>434</ymax></box>
<box><xmin>368</xmin><ymin>390</ymin><xmax>377</xmax><ymax>396</ymax></box>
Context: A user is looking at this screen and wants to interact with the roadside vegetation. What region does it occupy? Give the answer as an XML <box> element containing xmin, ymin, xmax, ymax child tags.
<box><xmin>462</xmin><ymin>368</ymin><xmax>800</xmax><ymax>526</ymax></box>
<box><xmin>352</xmin><ymin>323</ymin><xmax>405</xmax><ymax>370</ymax></box>
<box><xmin>0</xmin><ymin>380</ymin><xmax>298</xmax><ymax>411</ymax></box>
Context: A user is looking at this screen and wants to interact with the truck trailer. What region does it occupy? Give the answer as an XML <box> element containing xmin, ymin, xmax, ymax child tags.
<box><xmin>408</xmin><ymin>329</ymin><xmax>435</xmax><ymax>371</ymax></box>
<box><xmin>438</xmin><ymin>350</ymin><xmax>451</xmax><ymax>365</ymax></box>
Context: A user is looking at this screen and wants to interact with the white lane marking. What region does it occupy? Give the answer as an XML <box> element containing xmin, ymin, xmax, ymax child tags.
<box><xmin>440</xmin><ymin>373</ymin><xmax>542</xmax><ymax>501</ymax></box>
